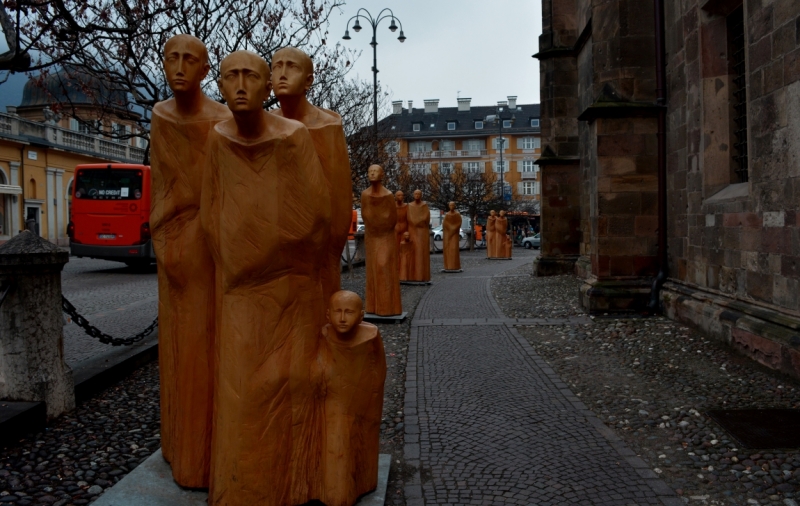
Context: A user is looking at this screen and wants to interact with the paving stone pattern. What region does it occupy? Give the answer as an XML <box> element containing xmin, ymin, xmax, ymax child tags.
<box><xmin>405</xmin><ymin>257</ymin><xmax>679</xmax><ymax>505</ymax></box>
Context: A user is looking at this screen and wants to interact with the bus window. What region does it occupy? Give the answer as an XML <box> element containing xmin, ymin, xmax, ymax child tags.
<box><xmin>75</xmin><ymin>169</ymin><xmax>143</xmax><ymax>200</ymax></box>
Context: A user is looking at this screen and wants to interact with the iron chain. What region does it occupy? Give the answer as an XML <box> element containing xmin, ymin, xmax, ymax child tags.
<box><xmin>61</xmin><ymin>296</ymin><xmax>158</xmax><ymax>346</ymax></box>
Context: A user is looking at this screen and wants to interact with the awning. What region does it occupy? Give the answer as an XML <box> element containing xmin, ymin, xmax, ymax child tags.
<box><xmin>0</xmin><ymin>185</ymin><xmax>23</xmax><ymax>195</ymax></box>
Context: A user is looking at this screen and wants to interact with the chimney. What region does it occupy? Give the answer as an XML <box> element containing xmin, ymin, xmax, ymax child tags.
<box><xmin>392</xmin><ymin>100</ymin><xmax>403</xmax><ymax>115</ymax></box>
<box><xmin>507</xmin><ymin>96</ymin><xmax>517</xmax><ymax>109</ymax></box>
<box><xmin>457</xmin><ymin>97</ymin><xmax>471</xmax><ymax>112</ymax></box>
<box><xmin>408</xmin><ymin>100</ymin><xmax>413</xmax><ymax>112</ymax></box>
<box><xmin>6</xmin><ymin>106</ymin><xmax>17</xmax><ymax>115</ymax></box>
<box><xmin>424</xmin><ymin>99</ymin><xmax>439</xmax><ymax>113</ymax></box>
<box><xmin>497</xmin><ymin>100</ymin><xmax>508</xmax><ymax>111</ymax></box>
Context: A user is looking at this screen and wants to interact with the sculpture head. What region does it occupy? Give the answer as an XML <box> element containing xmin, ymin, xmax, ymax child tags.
<box><xmin>448</xmin><ymin>201</ymin><xmax>456</xmax><ymax>212</ymax></box>
<box><xmin>413</xmin><ymin>189</ymin><xmax>422</xmax><ymax>202</ymax></box>
<box><xmin>327</xmin><ymin>290</ymin><xmax>365</xmax><ymax>338</ymax></box>
<box><xmin>499</xmin><ymin>210</ymin><xmax>506</xmax><ymax>217</ymax></box>
<box><xmin>490</xmin><ymin>210</ymin><xmax>496</xmax><ymax>217</ymax></box>
<box><xmin>163</xmin><ymin>34</ymin><xmax>210</xmax><ymax>94</ymax></box>
<box><xmin>271</xmin><ymin>47</ymin><xmax>314</xmax><ymax>98</ymax></box>
<box><xmin>367</xmin><ymin>165</ymin><xmax>384</xmax><ymax>184</ymax></box>
<box><xmin>402</xmin><ymin>231</ymin><xmax>410</xmax><ymax>243</ymax></box>
<box><xmin>395</xmin><ymin>190</ymin><xmax>404</xmax><ymax>204</ymax></box>
<box><xmin>219</xmin><ymin>50</ymin><xmax>272</xmax><ymax>114</ymax></box>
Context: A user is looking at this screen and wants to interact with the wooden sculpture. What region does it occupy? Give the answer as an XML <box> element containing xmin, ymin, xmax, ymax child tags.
<box><xmin>394</xmin><ymin>190</ymin><xmax>408</xmax><ymax>271</ymax></box>
<box><xmin>486</xmin><ymin>210</ymin><xmax>497</xmax><ymax>258</ymax></box>
<box><xmin>270</xmin><ymin>47</ymin><xmax>352</xmax><ymax>303</ymax></box>
<box><xmin>443</xmin><ymin>202</ymin><xmax>462</xmax><ymax>271</ymax></box>
<box><xmin>199</xmin><ymin>50</ymin><xmax>331</xmax><ymax>506</ymax></box>
<box><xmin>150</xmin><ymin>34</ymin><xmax>231</xmax><ymax>488</ymax></box>
<box><xmin>504</xmin><ymin>233</ymin><xmax>513</xmax><ymax>258</ymax></box>
<box><xmin>319</xmin><ymin>290</ymin><xmax>386</xmax><ymax>506</ymax></box>
<box><xmin>399</xmin><ymin>231</ymin><xmax>413</xmax><ymax>281</ymax></box>
<box><xmin>407</xmin><ymin>189</ymin><xmax>431</xmax><ymax>282</ymax></box>
<box><xmin>361</xmin><ymin>165</ymin><xmax>402</xmax><ymax>316</ymax></box>
<box><xmin>495</xmin><ymin>210</ymin><xmax>510</xmax><ymax>258</ymax></box>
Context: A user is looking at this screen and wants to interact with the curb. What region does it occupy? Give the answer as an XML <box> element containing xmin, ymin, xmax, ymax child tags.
<box><xmin>0</xmin><ymin>332</ymin><xmax>159</xmax><ymax>448</ymax></box>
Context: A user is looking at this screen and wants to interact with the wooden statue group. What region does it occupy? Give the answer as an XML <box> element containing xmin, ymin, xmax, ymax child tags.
<box><xmin>149</xmin><ymin>35</ymin><xmax>386</xmax><ymax>506</ymax></box>
<box><xmin>486</xmin><ymin>209</ymin><xmax>513</xmax><ymax>259</ymax></box>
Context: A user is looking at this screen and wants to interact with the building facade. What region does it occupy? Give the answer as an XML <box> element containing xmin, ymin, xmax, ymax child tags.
<box><xmin>379</xmin><ymin>96</ymin><xmax>542</xmax><ymax>205</ymax></box>
<box><xmin>537</xmin><ymin>0</ymin><xmax>800</xmax><ymax>378</ymax></box>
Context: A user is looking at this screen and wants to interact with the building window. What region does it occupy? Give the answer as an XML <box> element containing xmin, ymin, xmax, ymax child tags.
<box><xmin>413</xmin><ymin>123</ymin><xmax>421</xmax><ymax>132</ymax></box>
<box><xmin>474</xmin><ymin>121</ymin><xmax>483</xmax><ymax>129</ymax></box>
<box><xmin>385</xmin><ymin>141</ymin><xmax>400</xmax><ymax>154</ymax></box>
<box><xmin>409</xmin><ymin>141</ymin><xmax>432</xmax><ymax>153</ymax></box>
<box><xmin>440</xmin><ymin>140</ymin><xmax>455</xmax><ymax>151</ymax></box>
<box><xmin>440</xmin><ymin>162</ymin><xmax>454</xmax><ymax>175</ymax></box>
<box><xmin>70</xmin><ymin>118</ymin><xmax>92</xmax><ymax>135</ymax></box>
<box><xmin>464</xmin><ymin>139</ymin><xmax>485</xmax><ymax>151</ymax></box>
<box><xmin>492</xmin><ymin>137</ymin><xmax>508</xmax><ymax>150</ymax></box>
<box><xmin>502</xmin><ymin>120</ymin><xmax>511</xmax><ymax>128</ymax></box>
<box><xmin>530</xmin><ymin>119</ymin><xmax>540</xmax><ymax>128</ymax></box>
<box><xmin>137</xmin><ymin>137</ymin><xmax>148</xmax><ymax>149</ymax></box>
<box><xmin>521</xmin><ymin>181</ymin><xmax>537</xmax><ymax>195</ymax></box>
<box><xmin>493</xmin><ymin>160</ymin><xmax>508</xmax><ymax>173</ymax></box>
<box><xmin>430</xmin><ymin>123</ymin><xmax>435</xmax><ymax>129</ymax></box>
<box><xmin>519</xmin><ymin>137</ymin><xmax>541</xmax><ymax>150</ymax></box>
<box><xmin>522</xmin><ymin>160</ymin><xmax>536</xmax><ymax>173</ymax></box>
<box><xmin>411</xmin><ymin>163</ymin><xmax>431</xmax><ymax>174</ymax></box>
<box><xmin>447</xmin><ymin>122</ymin><xmax>456</xmax><ymax>130</ymax></box>
<box><xmin>729</xmin><ymin>6</ymin><xmax>748</xmax><ymax>183</ymax></box>
<box><xmin>464</xmin><ymin>162</ymin><xmax>482</xmax><ymax>173</ymax></box>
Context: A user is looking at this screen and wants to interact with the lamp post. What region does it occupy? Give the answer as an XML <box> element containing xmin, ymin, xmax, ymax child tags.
<box><xmin>485</xmin><ymin>111</ymin><xmax>515</xmax><ymax>202</ymax></box>
<box><xmin>342</xmin><ymin>8</ymin><xmax>406</xmax><ymax>136</ymax></box>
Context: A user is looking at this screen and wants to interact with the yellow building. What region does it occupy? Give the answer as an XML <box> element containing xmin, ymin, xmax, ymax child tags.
<box><xmin>0</xmin><ymin>71</ymin><xmax>145</xmax><ymax>246</ymax></box>
<box><xmin>380</xmin><ymin>96</ymin><xmax>542</xmax><ymax>203</ymax></box>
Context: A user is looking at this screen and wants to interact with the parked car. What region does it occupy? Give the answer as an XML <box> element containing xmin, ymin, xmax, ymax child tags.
<box><xmin>522</xmin><ymin>233</ymin><xmax>541</xmax><ymax>249</ymax></box>
<box><xmin>432</xmin><ymin>225</ymin><xmax>465</xmax><ymax>241</ymax></box>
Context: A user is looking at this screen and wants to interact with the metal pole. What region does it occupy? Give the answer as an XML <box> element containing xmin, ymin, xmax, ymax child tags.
<box><xmin>372</xmin><ymin>32</ymin><xmax>379</xmax><ymax>136</ymax></box>
<box><xmin>499</xmin><ymin>120</ymin><xmax>504</xmax><ymax>200</ymax></box>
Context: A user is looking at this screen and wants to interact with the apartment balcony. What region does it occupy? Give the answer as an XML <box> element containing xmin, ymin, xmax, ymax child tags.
<box><xmin>407</xmin><ymin>149</ymin><xmax>488</xmax><ymax>159</ymax></box>
<box><xmin>0</xmin><ymin>112</ymin><xmax>145</xmax><ymax>163</ymax></box>
<box><xmin>521</xmin><ymin>172</ymin><xmax>539</xmax><ymax>180</ymax></box>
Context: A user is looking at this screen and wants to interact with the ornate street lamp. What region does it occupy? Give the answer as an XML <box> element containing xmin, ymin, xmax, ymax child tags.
<box><xmin>342</xmin><ymin>8</ymin><xmax>406</xmax><ymax>135</ymax></box>
<box><xmin>485</xmin><ymin>110</ymin><xmax>515</xmax><ymax>201</ymax></box>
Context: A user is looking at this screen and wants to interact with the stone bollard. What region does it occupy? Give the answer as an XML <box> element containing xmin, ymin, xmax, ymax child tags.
<box><xmin>0</xmin><ymin>230</ymin><xmax>75</xmax><ymax>418</ymax></box>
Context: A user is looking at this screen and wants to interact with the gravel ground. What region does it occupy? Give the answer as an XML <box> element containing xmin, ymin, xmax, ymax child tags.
<box><xmin>492</xmin><ymin>267</ymin><xmax>800</xmax><ymax>506</ymax></box>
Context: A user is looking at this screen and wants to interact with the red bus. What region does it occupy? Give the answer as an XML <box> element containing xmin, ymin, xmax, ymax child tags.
<box><xmin>67</xmin><ymin>163</ymin><xmax>155</xmax><ymax>267</ymax></box>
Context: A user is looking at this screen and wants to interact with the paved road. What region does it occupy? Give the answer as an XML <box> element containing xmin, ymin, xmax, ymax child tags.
<box><xmin>404</xmin><ymin>256</ymin><xmax>681</xmax><ymax>505</ymax></box>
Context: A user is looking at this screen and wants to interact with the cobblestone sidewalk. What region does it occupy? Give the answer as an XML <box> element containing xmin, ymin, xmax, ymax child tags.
<box><xmin>404</xmin><ymin>256</ymin><xmax>680</xmax><ymax>505</ymax></box>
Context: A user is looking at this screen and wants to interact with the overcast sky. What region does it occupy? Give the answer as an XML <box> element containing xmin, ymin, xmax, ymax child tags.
<box><xmin>0</xmin><ymin>0</ymin><xmax>543</xmax><ymax>112</ymax></box>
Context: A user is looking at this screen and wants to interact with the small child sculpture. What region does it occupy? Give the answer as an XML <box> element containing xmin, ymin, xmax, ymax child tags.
<box><xmin>399</xmin><ymin>231</ymin><xmax>414</xmax><ymax>281</ymax></box>
<box><xmin>319</xmin><ymin>290</ymin><xmax>387</xmax><ymax>506</ymax></box>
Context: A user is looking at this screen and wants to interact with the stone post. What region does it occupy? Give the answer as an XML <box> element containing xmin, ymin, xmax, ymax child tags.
<box><xmin>0</xmin><ymin>230</ymin><xmax>74</xmax><ymax>418</ymax></box>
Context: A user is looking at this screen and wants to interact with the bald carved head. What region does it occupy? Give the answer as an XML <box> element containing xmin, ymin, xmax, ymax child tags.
<box><xmin>163</xmin><ymin>34</ymin><xmax>210</xmax><ymax>94</ymax></box>
<box><xmin>218</xmin><ymin>50</ymin><xmax>271</xmax><ymax>114</ymax></box>
<box><xmin>271</xmin><ymin>47</ymin><xmax>314</xmax><ymax>98</ymax></box>
<box><xmin>327</xmin><ymin>290</ymin><xmax>365</xmax><ymax>337</ymax></box>
<box><xmin>367</xmin><ymin>165</ymin><xmax>384</xmax><ymax>183</ymax></box>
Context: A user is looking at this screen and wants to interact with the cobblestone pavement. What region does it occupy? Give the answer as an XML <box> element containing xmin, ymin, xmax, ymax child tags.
<box><xmin>405</xmin><ymin>252</ymin><xmax>680</xmax><ymax>505</ymax></box>
<box><xmin>494</xmin><ymin>273</ymin><xmax>800</xmax><ymax>506</ymax></box>
<box><xmin>61</xmin><ymin>257</ymin><xmax>158</xmax><ymax>366</ymax></box>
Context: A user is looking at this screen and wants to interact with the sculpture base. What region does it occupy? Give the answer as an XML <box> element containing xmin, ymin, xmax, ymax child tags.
<box><xmin>92</xmin><ymin>449</ymin><xmax>392</xmax><ymax>506</ymax></box>
<box><xmin>400</xmin><ymin>280</ymin><xmax>431</xmax><ymax>286</ymax></box>
<box><xmin>441</xmin><ymin>269</ymin><xmax>463</xmax><ymax>273</ymax></box>
<box><xmin>488</xmin><ymin>257</ymin><xmax>513</xmax><ymax>261</ymax></box>
<box><xmin>363</xmin><ymin>312</ymin><xmax>408</xmax><ymax>324</ymax></box>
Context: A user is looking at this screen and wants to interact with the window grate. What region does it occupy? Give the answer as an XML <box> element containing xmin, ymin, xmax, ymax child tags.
<box><xmin>729</xmin><ymin>7</ymin><xmax>748</xmax><ymax>183</ymax></box>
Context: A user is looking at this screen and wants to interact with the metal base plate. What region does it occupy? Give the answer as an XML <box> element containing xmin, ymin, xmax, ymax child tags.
<box><xmin>487</xmin><ymin>257</ymin><xmax>513</xmax><ymax>260</ymax></box>
<box><xmin>706</xmin><ymin>409</ymin><xmax>800</xmax><ymax>448</ymax></box>
<box><xmin>400</xmin><ymin>281</ymin><xmax>432</xmax><ymax>285</ymax></box>
<box><xmin>363</xmin><ymin>312</ymin><xmax>408</xmax><ymax>324</ymax></box>
<box><xmin>441</xmin><ymin>269</ymin><xmax>463</xmax><ymax>273</ymax></box>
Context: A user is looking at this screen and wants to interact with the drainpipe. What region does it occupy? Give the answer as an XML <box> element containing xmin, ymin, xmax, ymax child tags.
<box><xmin>648</xmin><ymin>0</ymin><xmax>668</xmax><ymax>312</ymax></box>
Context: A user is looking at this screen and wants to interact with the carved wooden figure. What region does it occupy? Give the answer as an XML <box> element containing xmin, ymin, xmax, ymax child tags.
<box><xmin>394</xmin><ymin>191</ymin><xmax>408</xmax><ymax>272</ymax></box>
<box><xmin>443</xmin><ymin>202</ymin><xmax>462</xmax><ymax>271</ymax></box>
<box><xmin>486</xmin><ymin>210</ymin><xmax>497</xmax><ymax>258</ymax></box>
<box><xmin>319</xmin><ymin>291</ymin><xmax>386</xmax><ymax>506</ymax></box>
<box><xmin>407</xmin><ymin>189</ymin><xmax>431</xmax><ymax>281</ymax></box>
<box><xmin>270</xmin><ymin>47</ymin><xmax>352</xmax><ymax>303</ymax></box>
<box><xmin>398</xmin><ymin>231</ymin><xmax>414</xmax><ymax>281</ymax></box>
<box><xmin>361</xmin><ymin>165</ymin><xmax>403</xmax><ymax>316</ymax></box>
<box><xmin>150</xmin><ymin>34</ymin><xmax>231</xmax><ymax>488</ymax></box>
<box><xmin>495</xmin><ymin>210</ymin><xmax>510</xmax><ymax>258</ymax></box>
<box><xmin>504</xmin><ymin>233</ymin><xmax>513</xmax><ymax>258</ymax></box>
<box><xmin>200</xmin><ymin>50</ymin><xmax>331</xmax><ymax>506</ymax></box>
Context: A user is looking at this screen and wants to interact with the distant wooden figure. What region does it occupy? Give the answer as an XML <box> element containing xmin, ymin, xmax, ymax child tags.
<box><xmin>504</xmin><ymin>233</ymin><xmax>513</xmax><ymax>258</ymax></box>
<box><xmin>399</xmin><ymin>231</ymin><xmax>414</xmax><ymax>281</ymax></box>
<box><xmin>394</xmin><ymin>190</ymin><xmax>408</xmax><ymax>272</ymax></box>
<box><xmin>407</xmin><ymin>189</ymin><xmax>431</xmax><ymax>281</ymax></box>
<box><xmin>495</xmin><ymin>210</ymin><xmax>510</xmax><ymax>258</ymax></box>
<box><xmin>319</xmin><ymin>290</ymin><xmax>386</xmax><ymax>506</ymax></box>
<box><xmin>443</xmin><ymin>201</ymin><xmax>462</xmax><ymax>271</ymax></box>
<box><xmin>361</xmin><ymin>165</ymin><xmax>403</xmax><ymax>316</ymax></box>
<box><xmin>486</xmin><ymin>210</ymin><xmax>497</xmax><ymax>258</ymax></box>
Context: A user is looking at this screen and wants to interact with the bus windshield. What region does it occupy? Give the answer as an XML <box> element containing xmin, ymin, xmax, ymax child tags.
<box><xmin>74</xmin><ymin>169</ymin><xmax>143</xmax><ymax>200</ymax></box>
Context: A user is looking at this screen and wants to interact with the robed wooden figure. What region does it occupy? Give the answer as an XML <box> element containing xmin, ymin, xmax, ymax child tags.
<box><xmin>443</xmin><ymin>202</ymin><xmax>462</xmax><ymax>271</ymax></box>
<box><xmin>486</xmin><ymin>210</ymin><xmax>497</xmax><ymax>258</ymax></box>
<box><xmin>394</xmin><ymin>190</ymin><xmax>408</xmax><ymax>273</ymax></box>
<box><xmin>150</xmin><ymin>34</ymin><xmax>231</xmax><ymax>488</ymax></box>
<box><xmin>361</xmin><ymin>165</ymin><xmax>402</xmax><ymax>316</ymax></box>
<box><xmin>407</xmin><ymin>189</ymin><xmax>431</xmax><ymax>281</ymax></box>
<box><xmin>200</xmin><ymin>50</ymin><xmax>331</xmax><ymax>506</ymax></box>
<box><xmin>270</xmin><ymin>47</ymin><xmax>352</xmax><ymax>303</ymax></box>
<box><xmin>318</xmin><ymin>291</ymin><xmax>386</xmax><ymax>506</ymax></box>
<box><xmin>495</xmin><ymin>210</ymin><xmax>511</xmax><ymax>258</ymax></box>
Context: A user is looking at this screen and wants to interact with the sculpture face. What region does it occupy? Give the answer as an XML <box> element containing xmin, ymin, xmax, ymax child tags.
<box><xmin>403</xmin><ymin>232</ymin><xmax>410</xmax><ymax>242</ymax></box>
<box><xmin>490</xmin><ymin>210</ymin><xmax>496</xmax><ymax>217</ymax></box>
<box><xmin>449</xmin><ymin>202</ymin><xmax>456</xmax><ymax>212</ymax></box>
<box><xmin>327</xmin><ymin>291</ymin><xmax>365</xmax><ymax>337</ymax></box>
<box><xmin>219</xmin><ymin>51</ymin><xmax>271</xmax><ymax>113</ymax></box>
<box><xmin>367</xmin><ymin>165</ymin><xmax>384</xmax><ymax>183</ymax></box>
<box><xmin>500</xmin><ymin>210</ymin><xmax>506</xmax><ymax>217</ymax></box>
<box><xmin>413</xmin><ymin>189</ymin><xmax>422</xmax><ymax>202</ymax></box>
<box><xmin>271</xmin><ymin>47</ymin><xmax>314</xmax><ymax>98</ymax></box>
<box><xmin>395</xmin><ymin>191</ymin><xmax>404</xmax><ymax>204</ymax></box>
<box><xmin>163</xmin><ymin>35</ymin><xmax>209</xmax><ymax>93</ymax></box>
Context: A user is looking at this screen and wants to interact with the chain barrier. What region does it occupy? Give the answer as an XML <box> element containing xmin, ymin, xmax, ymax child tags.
<box><xmin>62</xmin><ymin>296</ymin><xmax>158</xmax><ymax>346</ymax></box>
